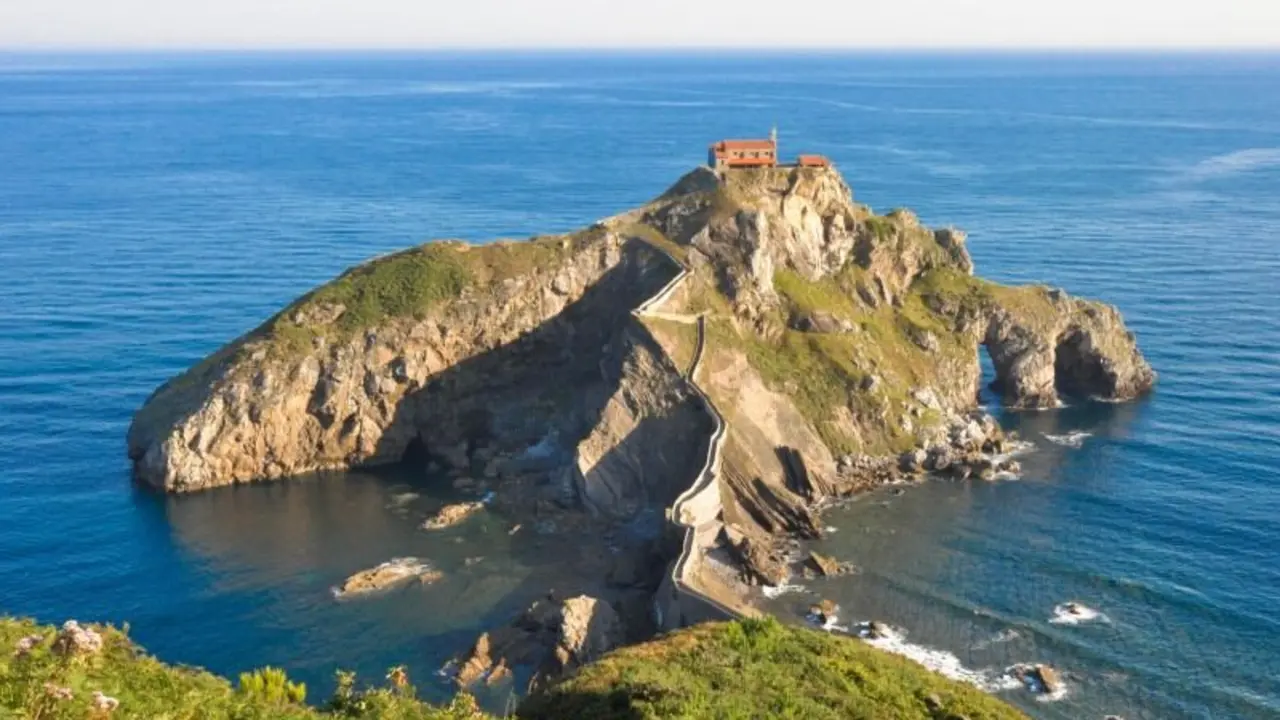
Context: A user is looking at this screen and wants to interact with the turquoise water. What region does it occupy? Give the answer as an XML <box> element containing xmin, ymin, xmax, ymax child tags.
<box><xmin>1</xmin><ymin>52</ymin><xmax>1278</xmax><ymax>717</ymax></box>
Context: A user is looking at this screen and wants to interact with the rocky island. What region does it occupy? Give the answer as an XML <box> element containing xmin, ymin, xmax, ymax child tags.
<box><xmin>127</xmin><ymin>163</ymin><xmax>1153</xmax><ymax>702</ymax></box>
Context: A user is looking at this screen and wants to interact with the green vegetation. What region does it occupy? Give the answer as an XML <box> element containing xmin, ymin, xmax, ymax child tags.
<box><xmin>310</xmin><ymin>245</ymin><xmax>472</xmax><ymax>332</ymax></box>
<box><xmin>698</xmin><ymin>262</ymin><xmax>978</xmax><ymax>456</ymax></box>
<box><xmin>864</xmin><ymin>215</ymin><xmax>897</xmax><ymax>240</ymax></box>
<box><xmin>0</xmin><ymin>618</ymin><xmax>487</xmax><ymax>719</ymax></box>
<box><xmin>255</xmin><ymin>234</ymin><xmax>584</xmax><ymax>360</ymax></box>
<box><xmin>521</xmin><ymin>617</ymin><xmax>1026</xmax><ymax>720</ymax></box>
<box><xmin>258</xmin><ymin>243</ymin><xmax>472</xmax><ymax>358</ymax></box>
<box><xmin>3</xmin><ymin>617</ymin><xmax>1027</xmax><ymax>720</ymax></box>
<box><xmin>622</xmin><ymin>222</ymin><xmax>689</xmax><ymax>265</ymax></box>
<box><xmin>238</xmin><ymin>667</ymin><xmax>308</xmax><ymax>706</ymax></box>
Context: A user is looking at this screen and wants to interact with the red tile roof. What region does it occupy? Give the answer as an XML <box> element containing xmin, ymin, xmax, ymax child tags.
<box><xmin>715</xmin><ymin>139</ymin><xmax>776</xmax><ymax>151</ymax></box>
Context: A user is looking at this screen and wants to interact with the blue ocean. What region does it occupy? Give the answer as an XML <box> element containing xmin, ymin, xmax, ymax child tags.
<box><xmin>1</xmin><ymin>52</ymin><xmax>1278</xmax><ymax>718</ymax></box>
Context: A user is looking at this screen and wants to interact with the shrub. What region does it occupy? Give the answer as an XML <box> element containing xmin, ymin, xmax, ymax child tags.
<box><xmin>238</xmin><ymin>667</ymin><xmax>307</xmax><ymax>706</ymax></box>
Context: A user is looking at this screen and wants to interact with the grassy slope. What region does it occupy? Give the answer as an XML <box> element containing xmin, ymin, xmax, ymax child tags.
<box><xmin>3</xmin><ymin>618</ymin><xmax>1026</xmax><ymax>720</ymax></box>
<box><xmin>0</xmin><ymin>618</ymin><xmax>486</xmax><ymax>720</ymax></box>
<box><xmin>522</xmin><ymin>618</ymin><xmax>1027</xmax><ymax>720</ymax></box>
<box><xmin>697</xmin><ymin>260</ymin><xmax>974</xmax><ymax>457</ymax></box>
<box><xmin>260</xmin><ymin>234</ymin><xmax>585</xmax><ymax>360</ymax></box>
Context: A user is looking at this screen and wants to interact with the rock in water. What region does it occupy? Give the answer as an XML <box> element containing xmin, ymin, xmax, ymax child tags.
<box><xmin>805</xmin><ymin>551</ymin><xmax>845</xmax><ymax>578</ymax></box>
<box><xmin>421</xmin><ymin>502</ymin><xmax>484</xmax><ymax>530</ymax></box>
<box><xmin>334</xmin><ymin>558</ymin><xmax>441</xmax><ymax>597</ymax></box>
<box><xmin>866</xmin><ymin>621</ymin><xmax>893</xmax><ymax>640</ymax></box>
<box><xmin>1035</xmin><ymin>664</ymin><xmax>1064</xmax><ymax>695</ymax></box>
<box><xmin>1009</xmin><ymin>663</ymin><xmax>1066</xmax><ymax>696</ymax></box>
<box><xmin>808</xmin><ymin>599</ymin><xmax>838</xmax><ymax>624</ymax></box>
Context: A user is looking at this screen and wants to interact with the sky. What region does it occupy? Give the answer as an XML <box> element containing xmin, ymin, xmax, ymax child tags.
<box><xmin>1</xmin><ymin>0</ymin><xmax>1278</xmax><ymax>50</ymax></box>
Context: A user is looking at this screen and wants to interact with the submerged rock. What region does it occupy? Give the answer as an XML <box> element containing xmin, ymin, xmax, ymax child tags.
<box><xmin>421</xmin><ymin>501</ymin><xmax>484</xmax><ymax>530</ymax></box>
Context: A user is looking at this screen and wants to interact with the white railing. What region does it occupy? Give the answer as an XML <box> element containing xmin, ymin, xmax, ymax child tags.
<box><xmin>630</xmin><ymin>238</ymin><xmax>742</xmax><ymax>623</ymax></box>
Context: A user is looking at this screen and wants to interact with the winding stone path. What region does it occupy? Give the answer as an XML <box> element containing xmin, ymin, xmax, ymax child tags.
<box><xmin>630</xmin><ymin>240</ymin><xmax>742</xmax><ymax>626</ymax></box>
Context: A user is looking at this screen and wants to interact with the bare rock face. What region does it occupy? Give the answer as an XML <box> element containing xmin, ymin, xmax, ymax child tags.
<box><xmin>128</xmin><ymin>231</ymin><xmax>677</xmax><ymax>492</ymax></box>
<box><xmin>569</xmin><ymin>331</ymin><xmax>713</xmax><ymax>519</ymax></box>
<box><xmin>555</xmin><ymin>595</ymin><xmax>624</xmax><ymax>668</ymax></box>
<box><xmin>451</xmin><ymin>594</ymin><xmax>623</xmax><ymax>689</ymax></box>
<box><xmin>983</xmin><ymin>290</ymin><xmax>1155</xmax><ymax>409</ymax></box>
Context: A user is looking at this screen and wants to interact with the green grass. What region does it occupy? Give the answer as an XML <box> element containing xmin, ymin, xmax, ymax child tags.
<box><xmin>622</xmin><ymin>222</ymin><xmax>689</xmax><ymax>266</ymax></box>
<box><xmin>0</xmin><ymin>618</ymin><xmax>487</xmax><ymax>720</ymax></box>
<box><xmin>254</xmin><ymin>234</ymin><xmax>587</xmax><ymax>360</ymax></box>
<box><xmin>864</xmin><ymin>215</ymin><xmax>897</xmax><ymax>240</ymax></box>
<box><xmin>520</xmin><ymin>617</ymin><xmax>1027</xmax><ymax>720</ymax></box>
<box><xmin>717</xmin><ymin>266</ymin><xmax>975</xmax><ymax>456</ymax></box>
<box><xmin>259</xmin><ymin>243</ymin><xmax>472</xmax><ymax>358</ymax></box>
<box><xmin>772</xmin><ymin>268</ymin><xmax>862</xmax><ymax>320</ymax></box>
<box><xmin>3</xmin><ymin>617</ymin><xmax>1027</xmax><ymax>720</ymax></box>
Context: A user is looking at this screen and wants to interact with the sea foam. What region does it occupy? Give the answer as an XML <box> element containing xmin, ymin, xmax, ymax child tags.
<box><xmin>854</xmin><ymin>623</ymin><xmax>1022</xmax><ymax>693</ymax></box>
<box><xmin>1043</xmin><ymin>431</ymin><xmax>1093</xmax><ymax>448</ymax></box>
<box><xmin>1049</xmin><ymin>602</ymin><xmax>1108</xmax><ymax>625</ymax></box>
<box><xmin>761</xmin><ymin>583</ymin><xmax>806</xmax><ymax>599</ymax></box>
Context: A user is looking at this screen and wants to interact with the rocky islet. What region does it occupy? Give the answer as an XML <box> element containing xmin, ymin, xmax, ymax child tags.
<box><xmin>127</xmin><ymin>163</ymin><xmax>1154</xmax><ymax>695</ymax></box>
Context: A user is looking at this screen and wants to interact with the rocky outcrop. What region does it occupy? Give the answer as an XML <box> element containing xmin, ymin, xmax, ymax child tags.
<box><xmin>984</xmin><ymin>294</ymin><xmax>1155</xmax><ymax>409</ymax></box>
<box><xmin>131</xmin><ymin>165</ymin><xmax>1151</xmax><ymax>498</ymax></box>
<box><xmin>128</xmin><ymin>231</ymin><xmax>679</xmax><ymax>492</ymax></box>
<box><xmin>124</xmin><ymin>163</ymin><xmax>1157</xmax><ymax>708</ymax></box>
<box><xmin>566</xmin><ymin>330</ymin><xmax>713</xmax><ymax>519</ymax></box>
<box><xmin>451</xmin><ymin>593</ymin><xmax>624</xmax><ymax>690</ymax></box>
<box><xmin>333</xmin><ymin>558</ymin><xmax>441</xmax><ymax>598</ymax></box>
<box><xmin>421</xmin><ymin>502</ymin><xmax>484</xmax><ymax>530</ymax></box>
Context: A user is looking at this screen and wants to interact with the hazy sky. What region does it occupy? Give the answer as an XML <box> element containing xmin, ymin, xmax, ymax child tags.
<box><xmin>2</xmin><ymin>0</ymin><xmax>1278</xmax><ymax>50</ymax></box>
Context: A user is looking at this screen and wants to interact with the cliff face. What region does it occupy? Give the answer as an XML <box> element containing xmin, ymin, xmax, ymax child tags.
<box><xmin>130</xmin><ymin>165</ymin><xmax>1153</xmax><ymax>502</ymax></box>
<box><xmin>128</xmin><ymin>231</ymin><xmax>691</xmax><ymax>493</ymax></box>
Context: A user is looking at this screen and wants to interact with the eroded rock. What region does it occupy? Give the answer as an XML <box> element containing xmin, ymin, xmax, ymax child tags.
<box><xmin>451</xmin><ymin>593</ymin><xmax>624</xmax><ymax>690</ymax></box>
<box><xmin>422</xmin><ymin>502</ymin><xmax>484</xmax><ymax>530</ymax></box>
<box><xmin>334</xmin><ymin>558</ymin><xmax>441</xmax><ymax>597</ymax></box>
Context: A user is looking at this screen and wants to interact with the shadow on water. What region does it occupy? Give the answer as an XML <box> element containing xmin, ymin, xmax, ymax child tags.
<box><xmin>141</xmin><ymin>238</ymin><xmax>700</xmax><ymax>708</ymax></box>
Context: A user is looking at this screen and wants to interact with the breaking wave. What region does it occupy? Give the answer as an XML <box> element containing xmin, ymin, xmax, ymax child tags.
<box><xmin>1049</xmin><ymin>602</ymin><xmax>1109</xmax><ymax>626</ymax></box>
<box><xmin>761</xmin><ymin>582</ymin><xmax>807</xmax><ymax>599</ymax></box>
<box><xmin>852</xmin><ymin>623</ymin><xmax>1022</xmax><ymax>694</ymax></box>
<box><xmin>1043</xmin><ymin>431</ymin><xmax>1093</xmax><ymax>448</ymax></box>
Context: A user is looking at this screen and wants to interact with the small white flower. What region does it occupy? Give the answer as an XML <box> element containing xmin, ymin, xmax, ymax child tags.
<box><xmin>92</xmin><ymin>691</ymin><xmax>121</xmax><ymax>713</ymax></box>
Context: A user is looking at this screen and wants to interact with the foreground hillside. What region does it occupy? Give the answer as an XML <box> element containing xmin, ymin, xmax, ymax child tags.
<box><xmin>0</xmin><ymin>616</ymin><xmax>1024</xmax><ymax>720</ymax></box>
<box><xmin>0</xmin><ymin>617</ymin><xmax>483</xmax><ymax>719</ymax></box>
<box><xmin>521</xmin><ymin>616</ymin><xmax>1026</xmax><ymax>720</ymax></box>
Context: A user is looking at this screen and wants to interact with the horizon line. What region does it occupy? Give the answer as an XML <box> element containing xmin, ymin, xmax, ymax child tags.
<box><xmin>2</xmin><ymin>44</ymin><xmax>1279</xmax><ymax>55</ymax></box>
